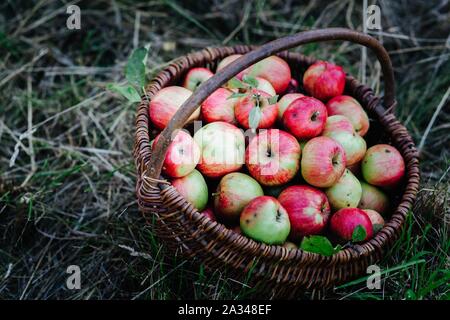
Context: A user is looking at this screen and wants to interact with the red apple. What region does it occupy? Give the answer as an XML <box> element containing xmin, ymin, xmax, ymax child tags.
<box><xmin>323</xmin><ymin>117</ymin><xmax>367</xmax><ymax>166</ymax></box>
<box><xmin>285</xmin><ymin>78</ymin><xmax>299</xmax><ymax>94</ymax></box>
<box><xmin>358</xmin><ymin>181</ymin><xmax>390</xmax><ymax>214</ymax></box>
<box><xmin>362</xmin><ymin>209</ymin><xmax>385</xmax><ymax>233</ymax></box>
<box><xmin>301</xmin><ymin>136</ymin><xmax>346</xmax><ymax>188</ymax></box>
<box><xmin>235</xmin><ymin>89</ymin><xmax>278</xmax><ymax>129</ymax></box>
<box><xmin>303</xmin><ymin>61</ymin><xmax>346</xmax><ymax>101</ymax></box>
<box><xmin>282</xmin><ymin>96</ymin><xmax>327</xmax><ymax>140</ymax></box>
<box><xmin>151</xmin><ymin>130</ymin><xmax>200</xmax><ymax>178</ymax></box>
<box><xmin>213</xmin><ymin>172</ymin><xmax>264</xmax><ymax>222</ymax></box>
<box><xmin>276</xmin><ymin>93</ymin><xmax>304</xmax><ymax>121</ymax></box>
<box><xmin>200</xmin><ymin>207</ymin><xmax>216</xmax><ymax>221</ymax></box>
<box><xmin>240</xmin><ymin>196</ymin><xmax>291</xmax><ymax>244</ymax></box>
<box><xmin>244</xmin><ymin>56</ymin><xmax>291</xmax><ymax>93</ymax></box>
<box><xmin>172</xmin><ymin>169</ymin><xmax>208</xmax><ymax>211</ymax></box>
<box><xmin>246</xmin><ymin>129</ymin><xmax>301</xmax><ymax>186</ymax></box>
<box><xmin>193</xmin><ymin>121</ymin><xmax>245</xmax><ymax>178</ymax></box>
<box><xmin>149</xmin><ymin>86</ymin><xmax>200</xmax><ymax>130</ymax></box>
<box><xmin>326</xmin><ymin>95</ymin><xmax>369</xmax><ymax>136</ymax></box>
<box><xmin>183</xmin><ymin>67</ymin><xmax>214</xmax><ymax>91</ymax></box>
<box><xmin>362</xmin><ymin>144</ymin><xmax>405</xmax><ymax>188</ymax></box>
<box><xmin>278</xmin><ymin>185</ymin><xmax>330</xmax><ymax>240</ymax></box>
<box><xmin>330</xmin><ymin>208</ymin><xmax>373</xmax><ymax>242</ymax></box>
<box><xmin>201</xmin><ymin>88</ymin><xmax>237</xmax><ymax>124</ymax></box>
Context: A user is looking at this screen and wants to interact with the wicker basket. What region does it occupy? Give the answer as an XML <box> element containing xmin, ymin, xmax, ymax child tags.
<box><xmin>134</xmin><ymin>28</ymin><xmax>420</xmax><ymax>296</ymax></box>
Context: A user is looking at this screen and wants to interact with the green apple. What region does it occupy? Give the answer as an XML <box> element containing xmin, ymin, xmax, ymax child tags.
<box><xmin>325</xmin><ymin>169</ymin><xmax>362</xmax><ymax>211</ymax></box>
<box><xmin>171</xmin><ymin>169</ymin><xmax>208</xmax><ymax>211</ymax></box>
<box><xmin>358</xmin><ymin>181</ymin><xmax>390</xmax><ymax>214</ymax></box>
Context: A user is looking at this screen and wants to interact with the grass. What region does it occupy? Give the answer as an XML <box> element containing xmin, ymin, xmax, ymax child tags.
<box><xmin>0</xmin><ymin>0</ymin><xmax>449</xmax><ymax>299</ymax></box>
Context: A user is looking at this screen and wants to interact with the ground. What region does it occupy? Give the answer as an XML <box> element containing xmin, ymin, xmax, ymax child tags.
<box><xmin>0</xmin><ymin>0</ymin><xmax>449</xmax><ymax>299</ymax></box>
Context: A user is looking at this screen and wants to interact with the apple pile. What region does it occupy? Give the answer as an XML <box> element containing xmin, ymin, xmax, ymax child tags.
<box><xmin>148</xmin><ymin>54</ymin><xmax>406</xmax><ymax>254</ymax></box>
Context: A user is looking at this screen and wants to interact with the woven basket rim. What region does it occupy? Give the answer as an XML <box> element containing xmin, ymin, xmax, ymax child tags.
<box><xmin>134</xmin><ymin>45</ymin><xmax>420</xmax><ymax>284</ymax></box>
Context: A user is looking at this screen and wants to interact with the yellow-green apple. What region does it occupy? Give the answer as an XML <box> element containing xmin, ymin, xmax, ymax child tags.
<box><xmin>282</xmin><ymin>96</ymin><xmax>328</xmax><ymax>140</ymax></box>
<box><xmin>200</xmin><ymin>207</ymin><xmax>216</xmax><ymax>221</ymax></box>
<box><xmin>325</xmin><ymin>169</ymin><xmax>362</xmax><ymax>211</ymax></box>
<box><xmin>278</xmin><ymin>185</ymin><xmax>330</xmax><ymax>240</ymax></box>
<box><xmin>172</xmin><ymin>169</ymin><xmax>208</xmax><ymax>211</ymax></box>
<box><xmin>253</xmin><ymin>76</ymin><xmax>276</xmax><ymax>96</ymax></box>
<box><xmin>193</xmin><ymin>121</ymin><xmax>245</xmax><ymax>178</ymax></box>
<box><xmin>303</xmin><ymin>61</ymin><xmax>346</xmax><ymax>101</ymax></box>
<box><xmin>330</xmin><ymin>208</ymin><xmax>373</xmax><ymax>242</ymax></box>
<box><xmin>301</xmin><ymin>136</ymin><xmax>346</xmax><ymax>187</ymax></box>
<box><xmin>245</xmin><ymin>129</ymin><xmax>301</xmax><ymax>186</ymax></box>
<box><xmin>276</xmin><ymin>93</ymin><xmax>304</xmax><ymax>121</ymax></box>
<box><xmin>201</xmin><ymin>88</ymin><xmax>237</xmax><ymax>124</ymax></box>
<box><xmin>362</xmin><ymin>144</ymin><xmax>405</xmax><ymax>188</ymax></box>
<box><xmin>323</xmin><ymin>116</ymin><xmax>367</xmax><ymax>166</ymax></box>
<box><xmin>240</xmin><ymin>196</ymin><xmax>290</xmax><ymax>244</ymax></box>
<box><xmin>151</xmin><ymin>130</ymin><xmax>200</xmax><ymax>178</ymax></box>
<box><xmin>149</xmin><ymin>86</ymin><xmax>200</xmax><ymax>130</ymax></box>
<box><xmin>362</xmin><ymin>209</ymin><xmax>385</xmax><ymax>233</ymax></box>
<box><xmin>244</xmin><ymin>56</ymin><xmax>291</xmax><ymax>93</ymax></box>
<box><xmin>283</xmin><ymin>241</ymin><xmax>298</xmax><ymax>250</ymax></box>
<box><xmin>235</xmin><ymin>89</ymin><xmax>278</xmax><ymax>129</ymax></box>
<box><xmin>326</xmin><ymin>95</ymin><xmax>369</xmax><ymax>136</ymax></box>
<box><xmin>183</xmin><ymin>67</ymin><xmax>214</xmax><ymax>91</ymax></box>
<box><xmin>213</xmin><ymin>172</ymin><xmax>264</xmax><ymax>222</ymax></box>
<box><xmin>358</xmin><ymin>181</ymin><xmax>390</xmax><ymax>214</ymax></box>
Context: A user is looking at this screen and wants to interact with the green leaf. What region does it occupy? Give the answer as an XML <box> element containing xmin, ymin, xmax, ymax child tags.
<box><xmin>227</xmin><ymin>77</ymin><xmax>246</xmax><ymax>90</ymax></box>
<box><xmin>126</xmin><ymin>47</ymin><xmax>148</xmax><ymax>88</ymax></box>
<box><xmin>107</xmin><ymin>83</ymin><xmax>141</xmax><ymax>102</ymax></box>
<box><xmin>267</xmin><ymin>94</ymin><xmax>279</xmax><ymax>105</ymax></box>
<box><xmin>352</xmin><ymin>225</ymin><xmax>367</xmax><ymax>242</ymax></box>
<box><xmin>300</xmin><ymin>235</ymin><xmax>341</xmax><ymax>256</ymax></box>
<box><xmin>227</xmin><ymin>92</ymin><xmax>248</xmax><ymax>100</ymax></box>
<box><xmin>248</xmin><ymin>106</ymin><xmax>262</xmax><ymax>129</ymax></box>
<box><xmin>242</xmin><ymin>75</ymin><xmax>259</xmax><ymax>88</ymax></box>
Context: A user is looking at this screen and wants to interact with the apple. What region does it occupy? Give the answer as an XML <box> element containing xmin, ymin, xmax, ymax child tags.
<box><xmin>323</xmin><ymin>118</ymin><xmax>367</xmax><ymax>166</ymax></box>
<box><xmin>303</xmin><ymin>61</ymin><xmax>346</xmax><ymax>101</ymax></box>
<box><xmin>200</xmin><ymin>207</ymin><xmax>216</xmax><ymax>221</ymax></box>
<box><xmin>322</xmin><ymin>115</ymin><xmax>354</xmax><ymax>134</ymax></box>
<box><xmin>282</xmin><ymin>96</ymin><xmax>327</xmax><ymax>140</ymax></box>
<box><xmin>325</xmin><ymin>169</ymin><xmax>362</xmax><ymax>211</ymax></box>
<box><xmin>301</xmin><ymin>136</ymin><xmax>346</xmax><ymax>188</ymax></box>
<box><xmin>244</xmin><ymin>56</ymin><xmax>291</xmax><ymax>93</ymax></box>
<box><xmin>235</xmin><ymin>89</ymin><xmax>278</xmax><ymax>129</ymax></box>
<box><xmin>276</xmin><ymin>93</ymin><xmax>304</xmax><ymax>121</ymax></box>
<box><xmin>358</xmin><ymin>181</ymin><xmax>390</xmax><ymax>214</ymax></box>
<box><xmin>149</xmin><ymin>86</ymin><xmax>200</xmax><ymax>130</ymax></box>
<box><xmin>362</xmin><ymin>209</ymin><xmax>385</xmax><ymax>233</ymax></box>
<box><xmin>283</xmin><ymin>241</ymin><xmax>298</xmax><ymax>250</ymax></box>
<box><xmin>183</xmin><ymin>67</ymin><xmax>214</xmax><ymax>91</ymax></box>
<box><xmin>330</xmin><ymin>208</ymin><xmax>373</xmax><ymax>242</ymax></box>
<box><xmin>362</xmin><ymin>144</ymin><xmax>405</xmax><ymax>188</ymax></box>
<box><xmin>326</xmin><ymin>95</ymin><xmax>370</xmax><ymax>136</ymax></box>
<box><xmin>171</xmin><ymin>169</ymin><xmax>208</xmax><ymax>211</ymax></box>
<box><xmin>217</xmin><ymin>54</ymin><xmax>242</xmax><ymax>73</ymax></box>
<box><xmin>201</xmin><ymin>88</ymin><xmax>237</xmax><ymax>124</ymax></box>
<box><xmin>246</xmin><ymin>129</ymin><xmax>301</xmax><ymax>186</ymax></box>
<box><xmin>278</xmin><ymin>185</ymin><xmax>330</xmax><ymax>240</ymax></box>
<box><xmin>213</xmin><ymin>172</ymin><xmax>264</xmax><ymax>222</ymax></box>
<box><xmin>193</xmin><ymin>122</ymin><xmax>245</xmax><ymax>178</ymax></box>
<box><xmin>285</xmin><ymin>78</ymin><xmax>299</xmax><ymax>94</ymax></box>
<box><xmin>240</xmin><ymin>196</ymin><xmax>290</xmax><ymax>244</ymax></box>
<box><xmin>151</xmin><ymin>130</ymin><xmax>200</xmax><ymax>178</ymax></box>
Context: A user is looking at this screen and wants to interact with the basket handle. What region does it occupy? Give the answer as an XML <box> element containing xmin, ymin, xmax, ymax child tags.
<box><xmin>147</xmin><ymin>27</ymin><xmax>396</xmax><ymax>180</ymax></box>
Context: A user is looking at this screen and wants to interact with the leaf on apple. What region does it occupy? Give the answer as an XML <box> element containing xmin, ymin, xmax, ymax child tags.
<box><xmin>107</xmin><ymin>83</ymin><xmax>141</xmax><ymax>102</ymax></box>
<box><xmin>228</xmin><ymin>77</ymin><xmax>246</xmax><ymax>90</ymax></box>
<box><xmin>267</xmin><ymin>95</ymin><xmax>279</xmax><ymax>105</ymax></box>
<box><xmin>242</xmin><ymin>75</ymin><xmax>259</xmax><ymax>88</ymax></box>
<box><xmin>300</xmin><ymin>235</ymin><xmax>341</xmax><ymax>256</ymax></box>
<box><xmin>352</xmin><ymin>225</ymin><xmax>367</xmax><ymax>242</ymax></box>
<box><xmin>126</xmin><ymin>47</ymin><xmax>148</xmax><ymax>89</ymax></box>
<box><xmin>249</xmin><ymin>106</ymin><xmax>262</xmax><ymax>129</ymax></box>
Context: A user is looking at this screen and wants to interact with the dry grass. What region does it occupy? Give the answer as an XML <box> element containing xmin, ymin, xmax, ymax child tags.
<box><xmin>0</xmin><ymin>0</ymin><xmax>449</xmax><ymax>299</ymax></box>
